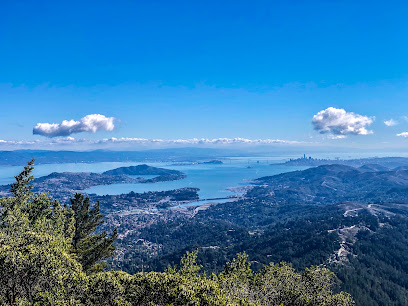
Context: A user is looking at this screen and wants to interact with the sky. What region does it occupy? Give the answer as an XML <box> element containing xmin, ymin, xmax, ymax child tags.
<box><xmin>1</xmin><ymin>0</ymin><xmax>408</xmax><ymax>151</ymax></box>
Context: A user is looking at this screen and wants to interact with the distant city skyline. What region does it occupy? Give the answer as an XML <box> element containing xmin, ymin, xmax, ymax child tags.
<box><xmin>1</xmin><ymin>1</ymin><xmax>408</xmax><ymax>151</ymax></box>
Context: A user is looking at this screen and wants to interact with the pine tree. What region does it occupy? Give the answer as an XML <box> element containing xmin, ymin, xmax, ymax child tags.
<box><xmin>70</xmin><ymin>193</ymin><xmax>117</xmax><ymax>273</ymax></box>
<box><xmin>0</xmin><ymin>159</ymin><xmax>35</xmax><ymax>223</ymax></box>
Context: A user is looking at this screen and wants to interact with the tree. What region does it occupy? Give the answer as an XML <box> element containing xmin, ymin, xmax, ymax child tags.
<box><xmin>0</xmin><ymin>159</ymin><xmax>35</xmax><ymax>227</ymax></box>
<box><xmin>213</xmin><ymin>253</ymin><xmax>354</xmax><ymax>305</ymax></box>
<box><xmin>0</xmin><ymin>160</ymin><xmax>85</xmax><ymax>305</ymax></box>
<box><xmin>0</xmin><ymin>159</ymin><xmax>74</xmax><ymax>241</ymax></box>
<box><xmin>70</xmin><ymin>193</ymin><xmax>117</xmax><ymax>273</ymax></box>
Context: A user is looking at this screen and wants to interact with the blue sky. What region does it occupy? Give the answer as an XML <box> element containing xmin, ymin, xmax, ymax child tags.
<box><xmin>1</xmin><ymin>0</ymin><xmax>408</xmax><ymax>151</ymax></box>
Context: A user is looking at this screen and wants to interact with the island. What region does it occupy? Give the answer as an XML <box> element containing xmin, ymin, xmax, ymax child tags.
<box><xmin>0</xmin><ymin>164</ymin><xmax>186</xmax><ymax>202</ymax></box>
<box><xmin>104</xmin><ymin>164</ymin><xmax>186</xmax><ymax>184</ymax></box>
<box><xmin>103</xmin><ymin>164</ymin><xmax>183</xmax><ymax>176</ymax></box>
<box><xmin>200</xmin><ymin>160</ymin><xmax>223</xmax><ymax>165</ymax></box>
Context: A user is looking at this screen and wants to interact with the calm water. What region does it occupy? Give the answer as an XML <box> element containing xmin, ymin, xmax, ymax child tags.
<box><xmin>84</xmin><ymin>160</ymin><xmax>308</xmax><ymax>199</ymax></box>
<box><xmin>1</xmin><ymin>152</ymin><xmax>405</xmax><ymax>204</ymax></box>
<box><xmin>0</xmin><ymin>158</ymin><xmax>307</xmax><ymax>201</ymax></box>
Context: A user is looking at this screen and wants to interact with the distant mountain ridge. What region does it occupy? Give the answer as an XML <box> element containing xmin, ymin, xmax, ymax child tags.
<box><xmin>0</xmin><ymin>148</ymin><xmax>237</xmax><ymax>166</ymax></box>
<box><xmin>251</xmin><ymin>164</ymin><xmax>408</xmax><ymax>205</ymax></box>
<box><xmin>281</xmin><ymin>156</ymin><xmax>408</xmax><ymax>168</ymax></box>
<box><xmin>358</xmin><ymin>163</ymin><xmax>390</xmax><ymax>172</ymax></box>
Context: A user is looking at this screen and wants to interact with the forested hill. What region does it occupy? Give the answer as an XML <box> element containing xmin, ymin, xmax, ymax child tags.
<box><xmin>251</xmin><ymin>164</ymin><xmax>408</xmax><ymax>204</ymax></box>
<box><xmin>103</xmin><ymin>164</ymin><xmax>183</xmax><ymax>176</ymax></box>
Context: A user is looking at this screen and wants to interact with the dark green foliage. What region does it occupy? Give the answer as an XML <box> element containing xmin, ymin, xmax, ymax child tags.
<box><xmin>70</xmin><ymin>193</ymin><xmax>117</xmax><ymax>273</ymax></box>
<box><xmin>9</xmin><ymin>158</ymin><xmax>35</xmax><ymax>198</ymax></box>
<box><xmin>87</xmin><ymin>251</ymin><xmax>354</xmax><ymax>306</ymax></box>
<box><xmin>118</xmin><ymin>204</ymin><xmax>342</xmax><ymax>273</ymax></box>
<box><xmin>254</xmin><ymin>164</ymin><xmax>408</xmax><ymax>205</ymax></box>
<box><xmin>334</xmin><ymin>216</ymin><xmax>408</xmax><ymax>306</ymax></box>
<box><xmin>0</xmin><ymin>159</ymin><xmax>35</xmax><ymax>224</ymax></box>
<box><xmin>215</xmin><ymin>252</ymin><xmax>353</xmax><ymax>306</ymax></box>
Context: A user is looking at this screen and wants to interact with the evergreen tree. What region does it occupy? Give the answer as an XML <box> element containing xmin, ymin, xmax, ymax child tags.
<box><xmin>0</xmin><ymin>160</ymin><xmax>84</xmax><ymax>304</ymax></box>
<box><xmin>0</xmin><ymin>159</ymin><xmax>34</xmax><ymax>225</ymax></box>
<box><xmin>1</xmin><ymin>159</ymin><xmax>74</xmax><ymax>240</ymax></box>
<box><xmin>70</xmin><ymin>193</ymin><xmax>117</xmax><ymax>273</ymax></box>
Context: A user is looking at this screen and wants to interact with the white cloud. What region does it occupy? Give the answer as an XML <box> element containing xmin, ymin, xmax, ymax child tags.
<box><xmin>0</xmin><ymin>137</ymin><xmax>307</xmax><ymax>149</ymax></box>
<box><xmin>312</xmin><ymin>107</ymin><xmax>374</xmax><ymax>138</ymax></box>
<box><xmin>33</xmin><ymin>114</ymin><xmax>115</xmax><ymax>137</ymax></box>
<box><xmin>384</xmin><ymin>119</ymin><xmax>398</xmax><ymax>126</ymax></box>
<box><xmin>0</xmin><ymin>139</ymin><xmax>38</xmax><ymax>145</ymax></box>
<box><xmin>327</xmin><ymin>135</ymin><xmax>347</xmax><ymax>140</ymax></box>
<box><xmin>397</xmin><ymin>132</ymin><xmax>408</xmax><ymax>138</ymax></box>
<box><xmin>98</xmin><ymin>137</ymin><xmax>304</xmax><ymax>145</ymax></box>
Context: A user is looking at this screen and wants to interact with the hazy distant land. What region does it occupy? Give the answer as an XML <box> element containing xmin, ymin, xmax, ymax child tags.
<box><xmin>280</xmin><ymin>155</ymin><xmax>408</xmax><ymax>168</ymax></box>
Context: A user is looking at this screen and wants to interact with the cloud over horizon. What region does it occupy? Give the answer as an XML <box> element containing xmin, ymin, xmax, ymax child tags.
<box><xmin>312</xmin><ymin>107</ymin><xmax>374</xmax><ymax>138</ymax></box>
<box><xmin>98</xmin><ymin>137</ymin><xmax>304</xmax><ymax>145</ymax></box>
<box><xmin>33</xmin><ymin>114</ymin><xmax>115</xmax><ymax>137</ymax></box>
<box><xmin>0</xmin><ymin>137</ymin><xmax>307</xmax><ymax>150</ymax></box>
<box><xmin>397</xmin><ymin>132</ymin><xmax>408</xmax><ymax>138</ymax></box>
<box><xmin>384</xmin><ymin>119</ymin><xmax>398</xmax><ymax>126</ymax></box>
